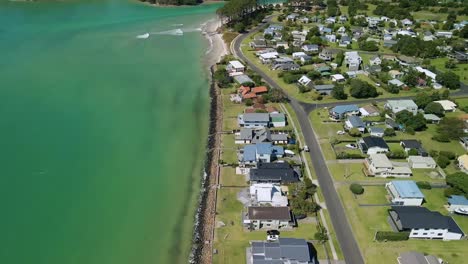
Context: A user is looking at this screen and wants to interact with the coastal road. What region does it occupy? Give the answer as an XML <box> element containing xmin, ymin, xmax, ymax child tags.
<box><xmin>233</xmin><ymin>20</ymin><xmax>365</xmax><ymax>264</ymax></box>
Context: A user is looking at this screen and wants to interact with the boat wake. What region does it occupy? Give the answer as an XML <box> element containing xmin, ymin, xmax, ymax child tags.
<box><xmin>151</xmin><ymin>28</ymin><xmax>184</xmax><ymax>36</ymax></box>
<box><xmin>136</xmin><ymin>33</ymin><xmax>150</xmax><ymax>39</ymax></box>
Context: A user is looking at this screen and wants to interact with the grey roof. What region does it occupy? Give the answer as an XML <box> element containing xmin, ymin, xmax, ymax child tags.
<box><xmin>234</xmin><ymin>74</ymin><xmax>254</xmax><ymax>84</ymax></box>
<box><xmin>369</xmin><ymin>127</ymin><xmax>384</xmax><ymax>133</ymax></box>
<box><xmin>243</xmin><ymin>113</ymin><xmax>270</xmax><ymax>122</ymax></box>
<box><xmin>248</xmin><ymin>206</ymin><xmax>291</xmax><ymax>220</ymax></box>
<box><xmin>400</xmin><ymin>140</ymin><xmax>422</xmax><ymax>149</ymax></box>
<box><xmin>362</xmin><ymin>136</ymin><xmax>389</xmax><ymax>149</ymax></box>
<box><xmin>250</xmin><ymin>163</ymin><xmax>299</xmax><ymax>183</ymax></box>
<box><xmin>251</xmin><ymin>238</ymin><xmax>312</xmax><ymax>263</ymax></box>
<box><xmin>391</xmin><ymin>206</ymin><xmax>464</xmax><ymax>235</ymax></box>
<box><xmin>239</xmin><ymin>128</ymin><xmax>288</xmax><ymax>143</ymax></box>
<box><xmin>398</xmin><ymin>251</ymin><xmax>440</xmax><ymax>264</ymax></box>
<box><xmin>348</xmin><ymin>116</ymin><xmax>365</xmax><ymax>128</ymax></box>
<box><xmin>314</xmin><ymin>84</ymin><xmax>334</xmax><ymax>91</ymax></box>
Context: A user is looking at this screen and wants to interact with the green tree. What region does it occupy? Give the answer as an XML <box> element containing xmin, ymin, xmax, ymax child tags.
<box><xmin>436</xmin><ymin>117</ymin><xmax>466</xmax><ymax>140</ymax></box>
<box><xmin>424</xmin><ymin>102</ymin><xmax>445</xmax><ymax>117</ymax></box>
<box><xmin>384</xmin><ymin>128</ymin><xmax>396</xmax><ymax>137</ymax></box>
<box><xmin>214</xmin><ymin>68</ymin><xmax>232</xmax><ymax>88</ymax></box>
<box><xmin>349</xmin><ymin>79</ymin><xmax>378</xmax><ymax>98</ymax></box>
<box><xmin>396</xmin><ymin>111</ymin><xmax>427</xmax><ymax>131</ymax></box>
<box><xmin>446</xmin><ymin>172</ymin><xmax>468</xmax><ymax>195</ymax></box>
<box><xmin>331</xmin><ymin>85</ymin><xmax>348</xmax><ymax>100</ymax></box>
<box><xmin>436</xmin><ymin>71</ymin><xmax>460</xmax><ymax>90</ymax></box>
<box><xmin>350</xmin><ymin>183</ymin><xmax>364</xmax><ymax>195</ymax></box>
<box><xmin>335</xmin><ymin>51</ymin><xmax>345</xmax><ymax>67</ymax></box>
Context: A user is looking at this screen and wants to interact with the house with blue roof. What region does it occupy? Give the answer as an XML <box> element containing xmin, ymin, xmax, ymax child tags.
<box><xmin>385</xmin><ymin>180</ymin><xmax>424</xmax><ymax>206</ymax></box>
<box><xmin>448</xmin><ymin>195</ymin><xmax>468</xmax><ymax>212</ymax></box>
<box><xmin>345</xmin><ymin>116</ymin><xmax>366</xmax><ymax>132</ymax></box>
<box><xmin>329</xmin><ymin>104</ymin><xmax>359</xmax><ymax>120</ymax></box>
<box><xmin>240</xmin><ymin>143</ymin><xmax>284</xmax><ymax>165</ymax></box>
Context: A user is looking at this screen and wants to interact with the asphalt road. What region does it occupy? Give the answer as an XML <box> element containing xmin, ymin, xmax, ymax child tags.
<box><xmin>233</xmin><ymin>19</ymin><xmax>365</xmax><ymax>264</ymax></box>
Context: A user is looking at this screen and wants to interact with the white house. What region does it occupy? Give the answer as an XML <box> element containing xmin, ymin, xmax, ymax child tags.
<box><xmin>238</xmin><ymin>113</ymin><xmax>270</xmax><ymax>128</ymax></box>
<box><xmin>249</xmin><ymin>183</ymin><xmax>288</xmax><ymax>206</ymax></box>
<box><xmin>434</xmin><ymin>100</ymin><xmax>457</xmax><ymax>112</ymax></box>
<box><xmin>369</xmin><ymin>56</ymin><xmax>382</xmax><ymax>66</ymax></box>
<box><xmin>415</xmin><ymin>66</ymin><xmax>437</xmax><ymax>82</ymax></box>
<box><xmin>369</xmin><ymin>127</ymin><xmax>384</xmax><ymax>137</ymax></box>
<box><xmin>386</xmin><ymin>180</ymin><xmax>424</xmax><ymax>206</ymax></box>
<box><xmin>345</xmin><ymin>116</ymin><xmax>366</xmax><ymax>133</ymax></box>
<box><xmin>458</xmin><ymin>154</ymin><xmax>468</xmax><ymax>173</ymax></box>
<box><xmin>270</xmin><ymin>113</ymin><xmax>286</xmax><ymax>127</ymax></box>
<box><xmin>331</xmin><ymin>74</ymin><xmax>345</xmax><ymax>83</ymax></box>
<box><xmin>244</xmin><ymin>206</ymin><xmax>293</xmax><ymax>230</ymax></box>
<box><xmin>385</xmin><ymin>100</ymin><xmax>418</xmax><ymax>115</ymax></box>
<box><xmin>436</xmin><ymin>31</ymin><xmax>453</xmax><ymax>38</ymax></box>
<box><xmin>325</xmin><ymin>34</ymin><xmax>337</xmax><ymax>42</ymax></box>
<box><xmin>407</xmin><ymin>156</ymin><xmax>436</xmax><ymax>169</ymax></box>
<box><xmin>359</xmin><ymin>105</ymin><xmax>380</xmax><ymax>117</ymax></box>
<box><xmin>344</xmin><ymin>51</ymin><xmax>362</xmax><ymax>71</ymax></box>
<box><xmin>226</xmin><ymin>60</ymin><xmax>245</xmax><ymax>76</ymax></box>
<box><xmin>302</xmin><ymin>44</ymin><xmax>319</xmax><ymax>52</ymax></box>
<box><xmin>448</xmin><ymin>195</ymin><xmax>468</xmax><ymax>212</ymax></box>
<box><xmin>389</xmin><ymin>206</ymin><xmax>464</xmax><ymax>240</ymax></box>
<box><xmin>259</xmin><ymin>52</ymin><xmax>279</xmax><ymax>64</ymax></box>
<box><xmin>298</xmin><ymin>75</ymin><xmax>312</xmax><ymax>87</ymax></box>
<box><xmin>292</xmin><ymin>52</ymin><xmax>308</xmax><ymax>59</ymax></box>
<box><xmin>365</xmin><ymin>154</ymin><xmax>412</xmax><ymax>178</ymax></box>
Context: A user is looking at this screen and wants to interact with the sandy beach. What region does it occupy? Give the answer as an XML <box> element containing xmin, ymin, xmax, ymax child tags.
<box><xmin>203</xmin><ymin>17</ymin><xmax>229</xmax><ymax>66</ymax></box>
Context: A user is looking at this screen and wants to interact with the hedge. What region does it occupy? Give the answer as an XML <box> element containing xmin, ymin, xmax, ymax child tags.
<box><xmin>416</xmin><ymin>181</ymin><xmax>432</xmax><ymax>190</ymax></box>
<box><xmin>375</xmin><ymin>231</ymin><xmax>410</xmax><ymax>241</ymax></box>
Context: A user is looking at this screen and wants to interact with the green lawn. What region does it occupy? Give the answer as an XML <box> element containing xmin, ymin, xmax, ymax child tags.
<box><xmin>337</xmin><ymin>184</ymin><xmax>468</xmax><ymax>264</ymax></box>
<box><xmin>431</xmin><ymin>57</ymin><xmax>468</xmax><ymax>84</ymax></box>
<box><xmin>221</xmin><ymin>88</ymin><xmax>245</xmax><ymax>131</ymax></box>
<box><xmin>221</xmin><ymin>135</ymin><xmax>239</xmax><ymax>165</ymax></box>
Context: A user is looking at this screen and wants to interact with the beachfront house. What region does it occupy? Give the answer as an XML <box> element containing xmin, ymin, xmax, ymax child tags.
<box><xmin>235</xmin><ymin>128</ymin><xmax>288</xmax><ymax>145</ymax></box>
<box><xmin>244</xmin><ymin>206</ymin><xmax>293</xmax><ymax>230</ymax></box>
<box><xmin>226</xmin><ymin>60</ymin><xmax>245</xmax><ymax>76</ymax></box>
<box><xmin>238</xmin><ymin>113</ymin><xmax>270</xmax><ymax>128</ymax></box>
<box><xmin>249</xmin><ymin>163</ymin><xmax>299</xmax><ymax>184</ymax></box>
<box><xmin>385</xmin><ymin>180</ymin><xmax>424</xmax><ymax>206</ymax></box>
<box><xmin>249</xmin><ymin>183</ymin><xmax>288</xmax><ymax>207</ymax></box>
<box><xmin>248</xmin><ymin>238</ymin><xmax>315</xmax><ymax>264</ymax></box>
<box><xmin>240</xmin><ymin>143</ymin><xmax>284</xmax><ymax>165</ymax></box>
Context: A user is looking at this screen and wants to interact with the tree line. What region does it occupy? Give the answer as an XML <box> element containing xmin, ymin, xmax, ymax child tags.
<box><xmin>139</xmin><ymin>0</ymin><xmax>202</xmax><ymax>5</ymax></box>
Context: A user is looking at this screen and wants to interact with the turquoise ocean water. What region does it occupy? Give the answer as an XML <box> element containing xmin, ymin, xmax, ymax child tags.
<box><xmin>0</xmin><ymin>1</ymin><xmax>221</xmax><ymax>263</ymax></box>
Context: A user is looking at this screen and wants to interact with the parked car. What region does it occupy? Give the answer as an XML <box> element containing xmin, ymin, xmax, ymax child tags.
<box><xmin>337</xmin><ymin>130</ymin><xmax>346</xmax><ymax>135</ymax></box>
<box><xmin>303</xmin><ymin>145</ymin><xmax>310</xmax><ymax>152</ymax></box>
<box><xmin>345</xmin><ymin>143</ymin><xmax>357</xmax><ymax>149</ymax></box>
<box><xmin>267</xmin><ymin>230</ymin><xmax>280</xmax><ymax>241</ymax></box>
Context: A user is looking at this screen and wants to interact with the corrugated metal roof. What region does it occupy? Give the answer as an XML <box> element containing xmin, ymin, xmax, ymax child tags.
<box><xmin>391</xmin><ymin>180</ymin><xmax>424</xmax><ymax>198</ymax></box>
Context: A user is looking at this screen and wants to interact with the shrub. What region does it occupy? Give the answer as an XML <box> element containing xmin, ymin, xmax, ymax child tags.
<box><xmin>433</xmin><ymin>134</ymin><xmax>450</xmax><ymax>142</ymax></box>
<box><xmin>386</xmin><ymin>150</ymin><xmax>406</xmax><ymax>159</ymax></box>
<box><xmin>350</xmin><ymin>183</ymin><xmax>364</xmax><ymax>195</ymax></box>
<box><xmin>408</xmin><ymin>149</ymin><xmax>419</xmax><ymax>156</ymax></box>
<box><xmin>439</xmin><ymin>151</ymin><xmax>456</xmax><ymax>160</ymax></box>
<box><xmin>437</xmin><ymin>155</ymin><xmax>450</xmax><ymax>168</ymax></box>
<box><xmin>245</xmin><ymin>99</ymin><xmax>253</xmax><ymax>106</ymax></box>
<box><xmin>375</xmin><ymin>231</ymin><xmax>409</xmax><ymax>241</ymax></box>
<box><xmin>384</xmin><ymin>128</ymin><xmax>396</xmax><ymax>137</ymax></box>
<box><xmin>416</xmin><ymin>181</ymin><xmax>432</xmax><ymax>190</ymax></box>
<box><xmin>348</xmin><ymin>128</ymin><xmax>362</xmax><ymax>137</ymax></box>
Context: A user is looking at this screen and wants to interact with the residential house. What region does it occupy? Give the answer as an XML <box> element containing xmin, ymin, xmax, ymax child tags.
<box><xmin>235</xmin><ymin>128</ymin><xmax>288</xmax><ymax>145</ymax></box>
<box><xmin>292</xmin><ymin>52</ymin><xmax>308</xmax><ymax>59</ymax></box>
<box><xmin>329</xmin><ymin>104</ymin><xmax>359</xmax><ymax>120</ymax></box>
<box><xmin>400</xmin><ymin>140</ymin><xmax>427</xmax><ymax>156</ymax></box>
<box><xmin>345</xmin><ymin>116</ymin><xmax>366</xmax><ymax>133</ymax></box>
<box><xmin>238</xmin><ymin>113</ymin><xmax>270</xmax><ymax>128</ymax></box>
<box><xmin>383</xmin><ymin>39</ymin><xmax>398</xmax><ymax>47</ymax></box>
<box><xmin>325</xmin><ymin>17</ymin><xmax>335</xmax><ymax>24</ymax></box>
<box><xmin>383</xmin><ymin>34</ymin><xmax>393</xmax><ymax>41</ymax></box>
<box><xmin>434</xmin><ymin>100</ymin><xmax>457</xmax><ymax>112</ymax></box>
<box><xmin>337</xmin><ymin>26</ymin><xmax>346</xmax><ymax>35</ymax></box>
<box><xmin>298</xmin><ymin>75</ymin><xmax>312</xmax><ymax>87</ymax></box>
<box><xmin>302</xmin><ymin>44</ymin><xmax>319</xmax><ymax>53</ymax></box>
<box><xmin>358</xmin><ymin>136</ymin><xmax>389</xmax><ymax>154</ymax></box>
<box><xmin>359</xmin><ymin>105</ymin><xmax>380</xmax><ymax>117</ymax></box>
<box><xmin>248</xmin><ymin>238</ymin><xmax>315</xmax><ymax>264</ymax></box>
<box><xmin>299</xmin><ymin>17</ymin><xmax>310</xmax><ymax>24</ymax></box>
<box><xmin>447</xmin><ymin>195</ymin><xmax>468</xmax><ymax>213</ymax></box>
<box><xmin>339</xmin><ymin>15</ymin><xmax>348</xmax><ymax>23</ymax></box>
<box><xmin>459</xmin><ymin>137</ymin><xmax>468</xmax><ymax>150</ymax></box>
<box><xmin>423</xmin><ymin>31</ymin><xmax>437</xmax><ymax>41</ymax></box>
<box><xmin>388</xmin><ymin>79</ymin><xmax>405</xmax><ymax>89</ymax></box>
<box><xmin>369</xmin><ymin>127</ymin><xmax>385</xmax><ymax>137</ymax></box>
<box><xmin>386</xmin><ymin>180</ymin><xmax>424</xmax><ymax>206</ymax></box>
<box><xmin>240</xmin><ymin>143</ymin><xmax>284</xmax><ymax>164</ymax></box>
<box><xmin>318</xmin><ymin>49</ymin><xmax>333</xmax><ymax>61</ymax></box>
<box><xmin>226</xmin><ymin>60</ymin><xmax>245</xmax><ymax>76</ymax></box>
<box><xmin>388</xmin><ymin>206</ymin><xmax>464</xmax><ymax>240</ymax></box>
<box><xmin>415</xmin><ymin>66</ymin><xmax>437</xmax><ymax>82</ymax></box>
<box><xmin>275</xmin><ymin>41</ymin><xmax>289</xmax><ymax>49</ymax></box>
<box><xmin>331</xmin><ymin>74</ymin><xmax>345</xmax><ymax>83</ymax></box>
<box><xmin>238</xmin><ymin>86</ymin><xmax>268</xmax><ymax>101</ymax></box>
<box><xmin>436</xmin><ymin>31</ymin><xmax>453</xmax><ymax>38</ymax></box>
<box><xmin>249</xmin><ymin>183</ymin><xmax>288</xmax><ymax>206</ymax></box>
<box><xmin>344</xmin><ymin>51</ymin><xmax>362</xmax><ymax>71</ymax></box>
<box><xmin>259</xmin><ymin>52</ymin><xmax>279</xmax><ymax>64</ymax></box>
<box><xmin>300</xmin><ymin>55</ymin><xmax>312</xmax><ymax>64</ymax></box>
<box><xmin>313</xmin><ymin>84</ymin><xmax>334</xmax><ymax>95</ymax></box>
<box><xmin>397</xmin><ymin>251</ymin><xmax>443</xmax><ymax>264</ymax></box>
<box><xmin>286</xmin><ymin>13</ymin><xmax>299</xmax><ymax>21</ymax></box>
<box><xmin>325</xmin><ymin>34</ymin><xmax>337</xmax><ymax>43</ymax></box>
<box><xmin>365</xmin><ymin>154</ymin><xmax>412</xmax><ymax>178</ymax></box>
<box><xmin>273</xmin><ymin>63</ymin><xmax>300</xmax><ymax>71</ymax></box>
<box><xmin>234</xmin><ymin>74</ymin><xmax>254</xmax><ymax>85</ymax></box>
<box><xmin>385</xmin><ymin>100</ymin><xmax>418</xmax><ymax>115</ymax></box>
<box><xmin>407</xmin><ymin>156</ymin><xmax>436</xmax><ymax>169</ymax></box>
<box><xmin>367</xmin><ymin>16</ymin><xmax>381</xmax><ymax>27</ymax></box>
<box><xmin>386</xmin><ymin>118</ymin><xmax>401</xmax><ymax>130</ymax></box>
<box><xmin>270</xmin><ymin>113</ymin><xmax>286</xmax><ymax>127</ymax></box>
<box><xmin>369</xmin><ymin>56</ymin><xmax>382</xmax><ymax>66</ymax></box>
<box><xmin>388</xmin><ymin>70</ymin><xmax>403</xmax><ymax>80</ymax></box>
<box><xmin>457</xmin><ymin>154</ymin><xmax>468</xmax><ymax>173</ymax></box>
<box><xmin>401</xmin><ymin>18</ymin><xmax>413</xmax><ymax>26</ymax></box>
<box><xmin>448</xmin><ymin>51</ymin><xmax>468</xmax><ymax>62</ymax></box>
<box><xmin>249</xmin><ymin>162</ymin><xmax>299</xmax><ymax>184</ymax></box>
<box><xmin>339</xmin><ymin>35</ymin><xmax>352</xmax><ymax>47</ymax></box>
<box><xmin>244</xmin><ymin>206</ymin><xmax>293</xmax><ymax>230</ymax></box>
<box><xmin>424</xmin><ymin>114</ymin><xmax>441</xmax><ymax>124</ymax></box>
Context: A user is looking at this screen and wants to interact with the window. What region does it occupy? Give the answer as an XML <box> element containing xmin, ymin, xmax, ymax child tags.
<box><xmin>423</xmin><ymin>233</ymin><xmax>428</xmax><ymax>235</ymax></box>
<box><xmin>437</xmin><ymin>233</ymin><xmax>443</xmax><ymax>236</ymax></box>
<box><xmin>413</xmin><ymin>233</ymin><xmax>418</xmax><ymax>235</ymax></box>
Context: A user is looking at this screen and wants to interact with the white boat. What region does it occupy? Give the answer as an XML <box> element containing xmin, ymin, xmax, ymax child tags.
<box><xmin>455</xmin><ymin>208</ymin><xmax>468</xmax><ymax>215</ymax></box>
<box><xmin>136</xmin><ymin>33</ymin><xmax>150</xmax><ymax>39</ymax></box>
